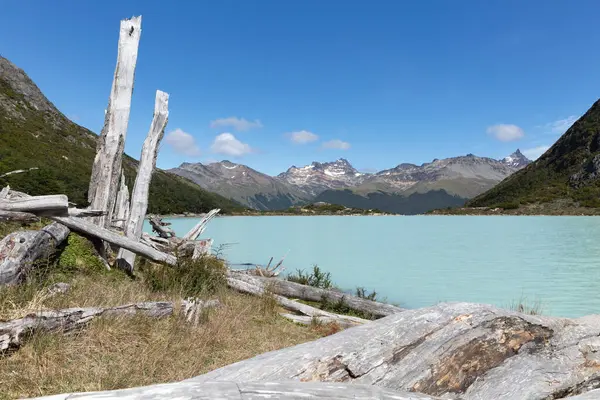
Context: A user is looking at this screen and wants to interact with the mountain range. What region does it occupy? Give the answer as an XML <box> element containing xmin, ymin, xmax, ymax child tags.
<box><xmin>170</xmin><ymin>150</ymin><xmax>531</xmax><ymax>214</ymax></box>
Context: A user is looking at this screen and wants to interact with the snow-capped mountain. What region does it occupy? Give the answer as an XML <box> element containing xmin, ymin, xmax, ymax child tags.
<box><xmin>168</xmin><ymin>150</ymin><xmax>530</xmax><ymax>213</ymax></box>
<box><xmin>277</xmin><ymin>158</ymin><xmax>367</xmax><ymax>196</ymax></box>
<box><xmin>501</xmin><ymin>149</ymin><xmax>531</xmax><ymax>169</ymax></box>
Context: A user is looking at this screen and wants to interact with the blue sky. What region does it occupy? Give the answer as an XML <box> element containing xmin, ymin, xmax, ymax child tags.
<box><xmin>1</xmin><ymin>1</ymin><xmax>599</xmax><ymax>175</ymax></box>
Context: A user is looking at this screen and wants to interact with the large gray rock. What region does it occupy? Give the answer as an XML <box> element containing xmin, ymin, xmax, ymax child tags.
<box><xmin>29</xmin><ymin>302</ymin><xmax>600</xmax><ymax>399</ymax></box>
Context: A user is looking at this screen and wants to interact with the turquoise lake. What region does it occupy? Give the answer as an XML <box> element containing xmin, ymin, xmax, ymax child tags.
<box><xmin>143</xmin><ymin>216</ymin><xmax>600</xmax><ymax>318</ymax></box>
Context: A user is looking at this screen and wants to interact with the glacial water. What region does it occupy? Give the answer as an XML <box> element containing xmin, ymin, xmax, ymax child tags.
<box><xmin>143</xmin><ymin>216</ymin><xmax>600</xmax><ymax>318</ymax></box>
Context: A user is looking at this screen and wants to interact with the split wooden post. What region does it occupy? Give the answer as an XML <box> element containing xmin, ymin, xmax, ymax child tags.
<box><xmin>88</xmin><ymin>16</ymin><xmax>141</xmax><ymax>229</ymax></box>
<box><xmin>116</xmin><ymin>90</ymin><xmax>169</xmax><ymax>273</ymax></box>
<box><xmin>112</xmin><ymin>170</ymin><xmax>130</xmax><ymax>230</ymax></box>
<box><xmin>182</xmin><ymin>208</ymin><xmax>220</xmax><ymax>241</ymax></box>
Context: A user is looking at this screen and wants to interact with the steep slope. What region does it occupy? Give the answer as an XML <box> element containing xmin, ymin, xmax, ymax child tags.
<box><xmin>170</xmin><ymin>161</ymin><xmax>308</xmax><ymax>210</ymax></box>
<box><xmin>0</xmin><ymin>56</ymin><xmax>242</xmax><ymax>214</ymax></box>
<box><xmin>469</xmin><ymin>99</ymin><xmax>600</xmax><ymax>208</ymax></box>
<box><xmin>278</xmin><ymin>158</ymin><xmax>367</xmax><ymax>196</ymax></box>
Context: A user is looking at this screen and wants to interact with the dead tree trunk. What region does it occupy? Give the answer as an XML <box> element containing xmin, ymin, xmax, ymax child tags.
<box><xmin>88</xmin><ymin>16</ymin><xmax>141</xmax><ymax>229</ymax></box>
<box><xmin>112</xmin><ymin>170</ymin><xmax>130</xmax><ymax>230</ymax></box>
<box><xmin>0</xmin><ymin>301</ymin><xmax>173</xmax><ymax>352</ymax></box>
<box><xmin>0</xmin><ymin>222</ymin><xmax>70</xmax><ymax>285</ymax></box>
<box><xmin>115</xmin><ymin>90</ymin><xmax>169</xmax><ymax>274</ymax></box>
<box><xmin>228</xmin><ymin>271</ymin><xmax>403</xmax><ymax>318</ymax></box>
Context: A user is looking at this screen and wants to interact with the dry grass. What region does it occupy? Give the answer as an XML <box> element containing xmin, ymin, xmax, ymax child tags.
<box><xmin>0</xmin><ymin>230</ymin><xmax>328</xmax><ymax>399</ymax></box>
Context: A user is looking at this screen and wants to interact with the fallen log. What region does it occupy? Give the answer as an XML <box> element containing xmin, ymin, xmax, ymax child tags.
<box><xmin>179</xmin><ymin>302</ymin><xmax>600</xmax><ymax>400</ymax></box>
<box><xmin>148</xmin><ymin>216</ymin><xmax>176</xmax><ymax>239</ymax></box>
<box><xmin>0</xmin><ymin>194</ymin><xmax>68</xmax><ymax>214</ymax></box>
<box><xmin>0</xmin><ymin>185</ymin><xmax>9</xmax><ymax>199</ymax></box>
<box><xmin>0</xmin><ymin>301</ymin><xmax>173</xmax><ymax>352</ymax></box>
<box><xmin>182</xmin><ymin>208</ymin><xmax>220</xmax><ymax>241</ymax></box>
<box><xmin>0</xmin><ymin>210</ymin><xmax>39</xmax><ymax>223</ymax></box>
<box><xmin>180</xmin><ymin>298</ymin><xmax>221</xmax><ymax>326</ymax></box>
<box><xmin>116</xmin><ymin>90</ymin><xmax>169</xmax><ymax>273</ymax></box>
<box><xmin>279</xmin><ymin>313</ymin><xmax>360</xmax><ymax>329</ymax></box>
<box><xmin>0</xmin><ymin>167</ymin><xmax>39</xmax><ymax>178</ymax></box>
<box><xmin>88</xmin><ymin>15</ymin><xmax>142</xmax><ymax>229</ymax></box>
<box><xmin>0</xmin><ymin>222</ymin><xmax>70</xmax><ymax>285</ymax></box>
<box><xmin>227</xmin><ymin>277</ymin><xmax>367</xmax><ymax>327</ymax></box>
<box><xmin>48</xmin><ymin>216</ymin><xmax>177</xmax><ymax>266</ymax></box>
<box><xmin>29</xmin><ymin>381</ymin><xmax>440</xmax><ymax>399</ymax></box>
<box><xmin>229</xmin><ymin>271</ymin><xmax>403</xmax><ymax>318</ymax></box>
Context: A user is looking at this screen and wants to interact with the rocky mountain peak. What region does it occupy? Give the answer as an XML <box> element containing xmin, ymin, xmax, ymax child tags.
<box><xmin>502</xmin><ymin>149</ymin><xmax>531</xmax><ymax>169</ymax></box>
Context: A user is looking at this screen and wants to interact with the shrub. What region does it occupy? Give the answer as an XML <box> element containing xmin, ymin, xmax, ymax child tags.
<box><xmin>141</xmin><ymin>256</ymin><xmax>227</xmax><ymax>297</ymax></box>
<box><xmin>287</xmin><ymin>265</ymin><xmax>332</xmax><ymax>289</ymax></box>
<box><xmin>496</xmin><ymin>201</ymin><xmax>520</xmax><ymax>210</ymax></box>
<box><xmin>355</xmin><ymin>287</ymin><xmax>377</xmax><ymax>301</ymax></box>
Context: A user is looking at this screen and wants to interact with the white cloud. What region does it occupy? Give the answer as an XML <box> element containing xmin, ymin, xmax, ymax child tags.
<box><xmin>288</xmin><ymin>130</ymin><xmax>319</xmax><ymax>144</ymax></box>
<box><xmin>547</xmin><ymin>115</ymin><xmax>578</xmax><ymax>134</ymax></box>
<box><xmin>322</xmin><ymin>139</ymin><xmax>351</xmax><ymax>150</ymax></box>
<box><xmin>164</xmin><ymin>128</ymin><xmax>201</xmax><ymax>157</ymax></box>
<box><xmin>486</xmin><ymin>124</ymin><xmax>525</xmax><ymax>142</ymax></box>
<box><xmin>210</xmin><ymin>133</ymin><xmax>253</xmax><ymax>157</ymax></box>
<box><xmin>522</xmin><ymin>145</ymin><xmax>550</xmax><ymax>160</ymax></box>
<box><xmin>210</xmin><ymin>117</ymin><xmax>263</xmax><ymax>131</ymax></box>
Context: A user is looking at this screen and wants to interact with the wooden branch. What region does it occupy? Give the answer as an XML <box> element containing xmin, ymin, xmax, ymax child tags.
<box><xmin>88</xmin><ymin>16</ymin><xmax>142</xmax><ymax>229</ymax></box>
<box><xmin>229</xmin><ymin>271</ymin><xmax>403</xmax><ymax>318</ymax></box>
<box><xmin>182</xmin><ymin>209</ymin><xmax>220</xmax><ymax>241</ymax></box>
<box><xmin>48</xmin><ymin>216</ymin><xmax>177</xmax><ymax>266</ymax></box>
<box><xmin>227</xmin><ymin>277</ymin><xmax>368</xmax><ymax>327</ymax></box>
<box><xmin>149</xmin><ymin>216</ymin><xmax>176</xmax><ymax>239</ymax></box>
<box><xmin>0</xmin><ymin>168</ymin><xmax>39</xmax><ymax>178</ymax></box>
<box><xmin>279</xmin><ymin>313</ymin><xmax>360</xmax><ymax>329</ymax></box>
<box><xmin>62</xmin><ymin>208</ymin><xmax>106</xmax><ymax>218</ymax></box>
<box><xmin>180</xmin><ymin>298</ymin><xmax>220</xmax><ymax>326</ymax></box>
<box><xmin>0</xmin><ymin>194</ymin><xmax>68</xmax><ymax>214</ymax></box>
<box><xmin>0</xmin><ymin>222</ymin><xmax>70</xmax><ymax>285</ymax></box>
<box><xmin>0</xmin><ymin>301</ymin><xmax>173</xmax><ymax>352</ymax></box>
<box><xmin>29</xmin><ymin>381</ymin><xmax>439</xmax><ymax>400</ymax></box>
<box><xmin>192</xmin><ymin>239</ymin><xmax>213</xmax><ymax>259</ymax></box>
<box><xmin>116</xmin><ymin>90</ymin><xmax>169</xmax><ymax>274</ymax></box>
<box><xmin>0</xmin><ymin>185</ymin><xmax>9</xmax><ymax>199</ymax></box>
<box><xmin>112</xmin><ymin>170</ymin><xmax>130</xmax><ymax>230</ymax></box>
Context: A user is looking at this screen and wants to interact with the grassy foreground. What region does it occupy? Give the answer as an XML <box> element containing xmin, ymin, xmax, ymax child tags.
<box><xmin>0</xmin><ymin>223</ymin><xmax>329</xmax><ymax>399</ymax></box>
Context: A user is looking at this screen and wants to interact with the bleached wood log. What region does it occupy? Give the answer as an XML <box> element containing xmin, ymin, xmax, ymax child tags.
<box><xmin>0</xmin><ymin>194</ymin><xmax>68</xmax><ymax>214</ymax></box>
<box><xmin>112</xmin><ymin>170</ymin><xmax>129</xmax><ymax>229</ymax></box>
<box><xmin>88</xmin><ymin>16</ymin><xmax>142</xmax><ymax>229</ymax></box>
<box><xmin>279</xmin><ymin>313</ymin><xmax>360</xmax><ymax>329</ymax></box>
<box><xmin>227</xmin><ymin>277</ymin><xmax>368</xmax><ymax>327</ymax></box>
<box><xmin>0</xmin><ymin>210</ymin><xmax>39</xmax><ymax>223</ymax></box>
<box><xmin>0</xmin><ymin>222</ymin><xmax>70</xmax><ymax>285</ymax></box>
<box><xmin>30</xmin><ymin>381</ymin><xmax>438</xmax><ymax>399</ymax></box>
<box><xmin>116</xmin><ymin>90</ymin><xmax>169</xmax><ymax>274</ymax></box>
<box><xmin>192</xmin><ymin>239</ymin><xmax>213</xmax><ymax>259</ymax></box>
<box><xmin>229</xmin><ymin>271</ymin><xmax>403</xmax><ymax>318</ymax></box>
<box><xmin>182</xmin><ymin>208</ymin><xmax>220</xmax><ymax>241</ymax></box>
<box><xmin>0</xmin><ymin>301</ymin><xmax>173</xmax><ymax>352</ymax></box>
<box><xmin>0</xmin><ymin>167</ymin><xmax>39</xmax><ymax>178</ymax></box>
<box><xmin>0</xmin><ymin>185</ymin><xmax>9</xmax><ymax>199</ymax></box>
<box><xmin>2</xmin><ymin>190</ymin><xmax>104</xmax><ymax>219</ymax></box>
<box><xmin>48</xmin><ymin>216</ymin><xmax>177</xmax><ymax>266</ymax></box>
<box><xmin>62</xmin><ymin>208</ymin><xmax>106</xmax><ymax>218</ymax></box>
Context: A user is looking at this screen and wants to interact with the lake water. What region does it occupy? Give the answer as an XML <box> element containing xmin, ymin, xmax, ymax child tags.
<box><xmin>143</xmin><ymin>216</ymin><xmax>600</xmax><ymax>318</ymax></box>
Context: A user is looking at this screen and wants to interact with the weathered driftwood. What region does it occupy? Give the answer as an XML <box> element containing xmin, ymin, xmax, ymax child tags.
<box><xmin>148</xmin><ymin>216</ymin><xmax>176</xmax><ymax>239</ymax></box>
<box><xmin>0</xmin><ymin>222</ymin><xmax>70</xmax><ymax>285</ymax></box>
<box><xmin>0</xmin><ymin>194</ymin><xmax>68</xmax><ymax>214</ymax></box>
<box><xmin>180</xmin><ymin>298</ymin><xmax>220</xmax><ymax>326</ymax></box>
<box><xmin>48</xmin><ymin>216</ymin><xmax>177</xmax><ymax>266</ymax></box>
<box><xmin>279</xmin><ymin>313</ymin><xmax>360</xmax><ymax>329</ymax></box>
<box><xmin>182</xmin><ymin>208</ymin><xmax>220</xmax><ymax>241</ymax></box>
<box><xmin>88</xmin><ymin>16</ymin><xmax>142</xmax><ymax>229</ymax></box>
<box><xmin>112</xmin><ymin>170</ymin><xmax>129</xmax><ymax>230</ymax></box>
<box><xmin>177</xmin><ymin>302</ymin><xmax>600</xmax><ymax>400</ymax></box>
<box><xmin>0</xmin><ymin>301</ymin><xmax>173</xmax><ymax>352</ymax></box>
<box><xmin>0</xmin><ymin>167</ymin><xmax>39</xmax><ymax>178</ymax></box>
<box><xmin>229</xmin><ymin>271</ymin><xmax>403</xmax><ymax>318</ymax></box>
<box><xmin>0</xmin><ymin>210</ymin><xmax>39</xmax><ymax>223</ymax></box>
<box><xmin>0</xmin><ymin>185</ymin><xmax>9</xmax><ymax>199</ymax></box>
<box><xmin>116</xmin><ymin>90</ymin><xmax>169</xmax><ymax>273</ymax></box>
<box><xmin>30</xmin><ymin>381</ymin><xmax>440</xmax><ymax>399</ymax></box>
<box><xmin>227</xmin><ymin>277</ymin><xmax>368</xmax><ymax>327</ymax></box>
